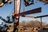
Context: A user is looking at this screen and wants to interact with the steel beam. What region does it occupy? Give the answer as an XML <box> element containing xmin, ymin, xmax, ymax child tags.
<box><xmin>20</xmin><ymin>7</ymin><xmax>41</xmax><ymax>16</ymax></box>
<box><xmin>34</xmin><ymin>15</ymin><xmax>48</xmax><ymax>18</ymax></box>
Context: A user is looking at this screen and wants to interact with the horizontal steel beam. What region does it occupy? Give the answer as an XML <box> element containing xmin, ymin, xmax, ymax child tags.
<box><xmin>20</xmin><ymin>7</ymin><xmax>41</xmax><ymax>16</ymax></box>
<box><xmin>21</xmin><ymin>15</ymin><xmax>48</xmax><ymax>18</ymax></box>
<box><xmin>34</xmin><ymin>15</ymin><xmax>48</xmax><ymax>18</ymax></box>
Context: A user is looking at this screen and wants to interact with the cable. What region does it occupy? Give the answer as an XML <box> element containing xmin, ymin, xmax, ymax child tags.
<box><xmin>8</xmin><ymin>8</ymin><xmax>14</xmax><ymax>17</ymax></box>
<box><xmin>23</xmin><ymin>0</ymin><xmax>25</xmax><ymax>12</ymax></box>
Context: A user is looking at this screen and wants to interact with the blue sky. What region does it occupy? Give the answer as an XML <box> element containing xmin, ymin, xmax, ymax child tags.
<box><xmin>0</xmin><ymin>0</ymin><xmax>48</xmax><ymax>24</ymax></box>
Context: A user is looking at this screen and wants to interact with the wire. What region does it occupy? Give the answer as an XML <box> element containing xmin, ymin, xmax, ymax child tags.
<box><xmin>8</xmin><ymin>8</ymin><xmax>14</xmax><ymax>17</ymax></box>
<box><xmin>23</xmin><ymin>0</ymin><xmax>25</xmax><ymax>12</ymax></box>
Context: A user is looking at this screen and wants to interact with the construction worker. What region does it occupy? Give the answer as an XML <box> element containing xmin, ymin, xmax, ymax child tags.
<box><xmin>12</xmin><ymin>13</ymin><xmax>16</xmax><ymax>21</ymax></box>
<box><xmin>12</xmin><ymin>13</ymin><xmax>18</xmax><ymax>32</ymax></box>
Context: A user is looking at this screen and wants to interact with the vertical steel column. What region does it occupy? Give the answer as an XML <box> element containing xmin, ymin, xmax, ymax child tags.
<box><xmin>40</xmin><ymin>17</ymin><xmax>42</xmax><ymax>29</ymax></box>
<box><xmin>14</xmin><ymin>0</ymin><xmax>20</xmax><ymax>32</ymax></box>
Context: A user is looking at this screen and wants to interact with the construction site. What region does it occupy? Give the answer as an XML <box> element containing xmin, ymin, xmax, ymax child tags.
<box><xmin>0</xmin><ymin>0</ymin><xmax>48</xmax><ymax>32</ymax></box>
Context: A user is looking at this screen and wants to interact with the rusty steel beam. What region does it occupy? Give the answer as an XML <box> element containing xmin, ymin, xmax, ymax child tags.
<box><xmin>13</xmin><ymin>0</ymin><xmax>21</xmax><ymax>32</ymax></box>
<box><xmin>21</xmin><ymin>14</ymin><xmax>48</xmax><ymax>18</ymax></box>
<box><xmin>21</xmin><ymin>15</ymin><xmax>35</xmax><ymax>18</ymax></box>
<box><xmin>34</xmin><ymin>14</ymin><xmax>48</xmax><ymax>18</ymax></box>
<box><xmin>20</xmin><ymin>7</ymin><xmax>41</xmax><ymax>16</ymax></box>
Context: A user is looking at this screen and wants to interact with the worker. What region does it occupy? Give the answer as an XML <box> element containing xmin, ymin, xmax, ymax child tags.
<box><xmin>12</xmin><ymin>13</ymin><xmax>16</xmax><ymax>21</ymax></box>
<box><xmin>12</xmin><ymin>13</ymin><xmax>18</xmax><ymax>32</ymax></box>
